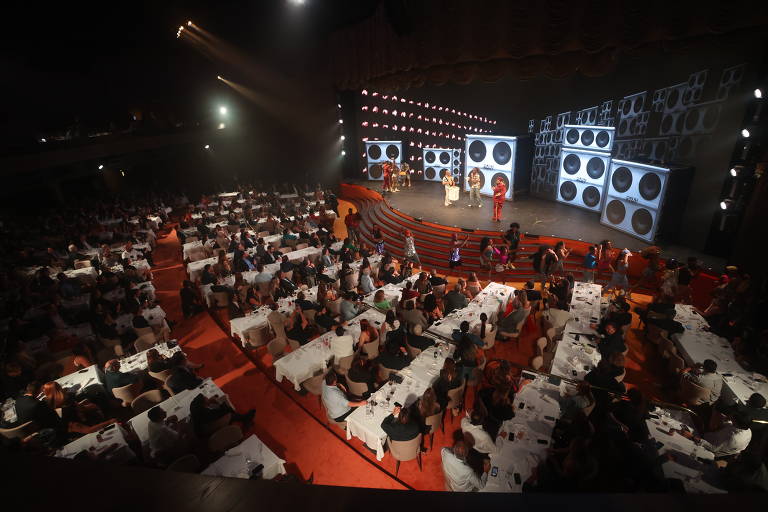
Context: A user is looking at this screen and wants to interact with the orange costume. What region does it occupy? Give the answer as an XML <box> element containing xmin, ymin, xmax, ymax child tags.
<box><xmin>492</xmin><ymin>180</ymin><xmax>507</xmax><ymax>222</ymax></box>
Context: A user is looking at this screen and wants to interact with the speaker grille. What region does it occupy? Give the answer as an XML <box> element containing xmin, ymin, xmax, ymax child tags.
<box><xmin>563</xmin><ymin>154</ymin><xmax>580</xmax><ymax>175</ymax></box>
<box><xmin>368</xmin><ymin>145</ymin><xmax>382</xmax><ymax>160</ymax></box>
<box><xmin>580</xmin><ymin>130</ymin><xmax>594</xmax><ymax>146</ymax></box>
<box><xmin>639</xmin><ymin>173</ymin><xmax>662</xmax><ymax>201</ymax></box>
<box><xmin>424</xmin><ymin>167</ymin><xmax>436</xmax><ymax>180</ymax></box>
<box><xmin>582</xmin><ymin>186</ymin><xmax>601</xmax><ymax>207</ymax></box>
<box><xmin>369</xmin><ymin>164</ymin><xmax>383</xmax><ymax>179</ymax></box>
<box><xmin>606</xmin><ymin>200</ymin><xmax>626</xmax><ymax>224</ymax></box>
<box><xmin>595</xmin><ymin>130</ymin><xmax>610</xmax><ymax>148</ymax></box>
<box><xmin>632</xmin><ymin>208</ymin><xmax>654</xmax><ymax>235</ymax></box>
<box><xmin>492</xmin><ymin>142</ymin><xmax>512</xmax><ymax>165</ymax></box>
<box><xmin>439</xmin><ymin>151</ymin><xmax>450</xmax><ymax>164</ymax></box>
<box><xmin>425</xmin><ymin>151</ymin><xmax>436</xmax><ymax>164</ymax></box>
<box><xmin>468</xmin><ymin>140</ymin><xmax>486</xmax><ymax>162</ymax></box>
<box><xmin>586</xmin><ymin>157</ymin><xmax>605</xmax><ymax>179</ymax></box>
<box><xmin>611</xmin><ymin>166</ymin><xmax>632</xmax><ymax>193</ymax></box>
<box><xmin>385</xmin><ymin>145</ymin><xmax>400</xmax><ymax>160</ymax></box>
<box><xmin>560</xmin><ymin>181</ymin><xmax>577</xmax><ymax>201</ymax></box>
<box><xmin>566</xmin><ymin>128</ymin><xmax>580</xmax><ymax>145</ymax></box>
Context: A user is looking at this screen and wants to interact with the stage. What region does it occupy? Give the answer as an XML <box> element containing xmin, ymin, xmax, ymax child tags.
<box><xmin>348</xmin><ymin>180</ymin><xmax>723</xmax><ymax>269</ymax></box>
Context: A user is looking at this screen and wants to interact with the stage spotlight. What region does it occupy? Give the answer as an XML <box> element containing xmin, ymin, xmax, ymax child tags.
<box><xmin>204</xmin><ymin>144</ymin><xmax>211</xmax><ymax>149</ymax></box>
<box><xmin>338</xmin><ymin>119</ymin><xmax>344</xmax><ymax>124</ymax></box>
<box><xmin>218</xmin><ymin>123</ymin><xmax>226</xmax><ymax>129</ymax></box>
<box><xmin>40</xmin><ymin>138</ymin><xmax>46</xmax><ymax>143</ymax></box>
<box><xmin>289</xmin><ymin>0</ymin><xmax>306</xmax><ymax>5</ymax></box>
<box><xmin>219</xmin><ymin>106</ymin><xmax>228</xmax><ymax>115</ymax></box>
<box><xmin>120</xmin><ymin>170</ymin><xmax>125</xmax><ymax>177</ymax></box>
<box><xmin>187</xmin><ymin>20</ymin><xmax>192</xmax><ymax>26</ymax></box>
<box><xmin>741</xmin><ymin>128</ymin><xmax>750</xmax><ymax>138</ymax></box>
<box><xmin>341</xmin><ymin>150</ymin><xmax>346</xmax><ymax>156</ymax></box>
<box><xmin>217</xmin><ymin>75</ymin><xmax>222</xmax><ymax>80</ymax></box>
<box><xmin>98</xmin><ymin>164</ymin><xmax>104</xmax><ymax>170</ymax></box>
<box><xmin>720</xmin><ymin>200</ymin><xmax>730</xmax><ymax>210</ymax></box>
<box><xmin>730</xmin><ymin>166</ymin><xmax>741</xmax><ymax>177</ymax></box>
<box><xmin>756</xmin><ymin>88</ymin><xmax>763</xmax><ymax>99</ymax></box>
<box><xmin>340</xmin><ymin>135</ymin><xmax>345</xmax><ymax>141</ymax></box>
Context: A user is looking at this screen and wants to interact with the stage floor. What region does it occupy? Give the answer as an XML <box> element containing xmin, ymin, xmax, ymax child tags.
<box><xmin>348</xmin><ymin>180</ymin><xmax>724</xmax><ymax>268</ymax></box>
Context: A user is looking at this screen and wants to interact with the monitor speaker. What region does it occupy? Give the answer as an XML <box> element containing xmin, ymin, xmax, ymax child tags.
<box><xmin>555</xmin><ymin>148</ymin><xmax>611</xmax><ymax>211</ymax></box>
<box><xmin>561</xmin><ymin>124</ymin><xmax>615</xmax><ymax>152</ymax></box>
<box><xmin>365</xmin><ymin>141</ymin><xmax>402</xmax><ymax>181</ymax></box>
<box><xmin>423</xmin><ymin>147</ymin><xmax>460</xmax><ymax>182</ymax></box>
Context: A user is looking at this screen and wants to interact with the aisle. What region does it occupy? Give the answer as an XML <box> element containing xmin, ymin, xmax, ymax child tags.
<box><xmin>149</xmin><ymin>223</ymin><xmax>405</xmax><ymax>489</ymax></box>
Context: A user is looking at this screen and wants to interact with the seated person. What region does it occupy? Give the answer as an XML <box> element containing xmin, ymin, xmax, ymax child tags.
<box><xmin>359</xmin><ymin>271</ymin><xmax>375</xmax><ymax>294</ymax></box>
<box><xmin>146</xmin><ymin>348</ymin><xmax>202</xmax><ymax>373</ymax></box>
<box><xmin>330</xmin><ymin>326</ymin><xmax>354</xmax><ymax>361</ymax></box>
<box><xmin>523</xmin><ymin>281</ymin><xmax>542</xmax><ymax>302</ymax></box>
<box><xmin>373</xmin><ymin>290</ymin><xmax>393</xmax><ymax>311</ymax></box>
<box><xmin>428</xmin><ymin>270</ymin><xmax>448</xmax><ymax>287</ymax></box>
<box><xmin>401</xmin><ymin>281</ymin><xmax>419</xmax><ymax>301</ymax></box>
<box><xmin>103</xmin><ymin>359</ymin><xmax>140</xmax><ymax>393</ymax></box>
<box><xmin>441</xmin><ymin>440</ymin><xmax>489</xmax><ymax>492</ymax></box>
<box><xmin>347</xmin><ymin>355</ymin><xmax>377</xmax><ymax>395</ymax></box>
<box><xmin>321</xmin><ymin>370</ymin><xmax>366</xmax><ymax>422</ymax></box>
<box><xmin>189</xmin><ymin>393</ymin><xmax>255</xmax><ymax>437</ymax></box>
<box><xmin>147</xmin><ymin>406</ymin><xmax>187</xmax><ymax>463</ymax></box>
<box><xmin>460</xmin><ymin>408</ymin><xmax>498</xmax><ymax>454</ymax></box>
<box><xmin>477</xmin><ymin>384</ymin><xmax>515</xmax><ymax>434</ymax></box>
<box><xmin>422</xmin><ymin>294</ymin><xmax>443</xmax><ymax>323</ymax></box>
<box><xmin>677</xmin><ymin>412</ymin><xmax>752</xmax><ymax>458</ymax></box>
<box><xmin>165</xmin><ymin>366</ymin><xmax>203</xmax><ymax>394</ymax></box>
<box><xmin>434</xmin><ymin>359</ymin><xmax>464</xmax><ymax>412</ymax></box>
<box><xmin>377</xmin><ymin>339</ymin><xmax>410</xmax><ymax>372</ymax></box>
<box><xmin>40</xmin><ymin>381</ymin><xmax>113</xmax><ymax>435</ymax></box>
<box><xmin>381</xmin><ymin>403</ymin><xmax>421</xmax><ymax>442</ymax></box>
<box><xmin>285</xmin><ymin>307</ymin><xmax>313</xmax><ymax>345</ymax></box>
<box><xmin>452</xmin><ymin>320</ymin><xmax>484</xmax><ymax>347</ymax></box>
<box><xmin>400</xmin><ymin>300</ymin><xmax>428</xmax><ymax>333</ymax></box>
<box><xmin>443</xmin><ymin>284</ymin><xmax>469</xmax><ymax>314</ymax></box>
<box><xmin>2</xmin><ymin>382</ymin><xmax>64</xmax><ymax>435</ymax></box>
<box><xmin>357</xmin><ymin>319</ymin><xmax>379</xmax><ymax>349</ymax></box>
<box><xmin>596</xmin><ymin>322</ymin><xmax>627</xmax><ymax>359</ymax></box>
<box><xmin>340</xmin><ymin>292</ymin><xmax>360</xmax><ymax>322</ymax></box>
<box><xmin>681</xmin><ymin>359</ymin><xmax>723</xmax><ymax>405</ymax></box>
<box><xmin>314</xmin><ymin>305</ymin><xmax>340</xmax><ymax>331</ymax></box>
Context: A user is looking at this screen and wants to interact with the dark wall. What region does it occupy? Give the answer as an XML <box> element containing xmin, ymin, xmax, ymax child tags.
<box><xmin>351</xmin><ymin>33</ymin><xmax>765</xmax><ymax>252</ymax></box>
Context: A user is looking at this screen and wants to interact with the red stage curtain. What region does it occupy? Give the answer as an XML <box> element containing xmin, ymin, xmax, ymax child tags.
<box><xmin>329</xmin><ymin>0</ymin><xmax>768</xmax><ymax>90</ymax></box>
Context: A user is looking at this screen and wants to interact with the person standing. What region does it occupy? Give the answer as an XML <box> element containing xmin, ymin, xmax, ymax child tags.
<box><xmin>467</xmin><ymin>167</ymin><xmax>482</xmax><ymax>208</ymax></box>
<box><xmin>442</xmin><ymin>172</ymin><xmax>455</xmax><ymax>207</ymax></box>
<box><xmin>403</xmin><ymin>229</ymin><xmax>420</xmax><ymax>266</ymax></box>
<box><xmin>606</xmin><ymin>249</ymin><xmax>632</xmax><ymax>297</ymax></box>
<box><xmin>382</xmin><ymin>162</ymin><xmax>391</xmax><ymax>194</ymax></box>
<box><xmin>492</xmin><ymin>177</ymin><xmax>507</xmax><ymax>222</ymax></box>
<box><xmin>448</xmin><ymin>232</ymin><xmax>470</xmax><ymax>270</ymax></box>
<box><xmin>582</xmin><ymin>246</ymin><xmax>598</xmax><ymax>283</ymax></box>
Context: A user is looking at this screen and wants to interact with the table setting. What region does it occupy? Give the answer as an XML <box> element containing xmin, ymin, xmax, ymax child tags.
<box><xmin>201</xmin><ymin>434</ymin><xmax>287</xmax><ymax>480</ymax></box>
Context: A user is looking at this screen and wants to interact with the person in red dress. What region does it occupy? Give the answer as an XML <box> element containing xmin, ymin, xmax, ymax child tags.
<box><xmin>382</xmin><ymin>162</ymin><xmax>391</xmax><ymax>193</ymax></box>
<box><xmin>492</xmin><ymin>178</ymin><xmax>507</xmax><ymax>222</ymax></box>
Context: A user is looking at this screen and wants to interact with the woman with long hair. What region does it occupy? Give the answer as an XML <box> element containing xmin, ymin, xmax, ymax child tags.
<box><xmin>379</xmin><ymin>309</ymin><xmax>400</xmax><ymax>343</ymax></box>
<box><xmin>422</xmin><ymin>293</ymin><xmax>443</xmax><ymax>323</ymax></box>
<box><xmin>41</xmin><ymin>381</ymin><xmax>114</xmax><ymax>435</ymax></box>
<box><xmin>596</xmin><ymin>240</ymin><xmax>615</xmax><ymax>281</ymax></box>
<box><xmin>372</xmin><ymin>225</ymin><xmax>385</xmax><ymax>255</ymax></box>
<box><xmin>605</xmin><ymin>249</ymin><xmax>631</xmax><ymax>297</ymax></box>
<box><xmin>466</xmin><ymin>272</ymin><xmax>482</xmax><ymax>298</ymax></box>
<box><xmin>553</xmin><ymin>241</ymin><xmax>570</xmax><ymax>276</ymax></box>
<box><xmin>448</xmin><ymin>232</ymin><xmax>470</xmax><ymax>270</ymax></box>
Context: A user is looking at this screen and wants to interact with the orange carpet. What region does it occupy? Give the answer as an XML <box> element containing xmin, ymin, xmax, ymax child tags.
<box><xmin>147</xmin><ymin>202</ymin><xmax>673</xmax><ymax>491</ymax></box>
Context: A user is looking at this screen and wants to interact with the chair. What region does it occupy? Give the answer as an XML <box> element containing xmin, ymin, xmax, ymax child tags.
<box><xmin>166</xmin><ymin>454</ymin><xmax>200</xmax><ymax>473</ymax></box>
<box><xmin>679</xmin><ymin>377</ymin><xmax>711</xmax><ymax>406</ymax></box>
<box><xmin>327</xmin><ymin>298</ymin><xmax>342</xmax><ymax>316</ymax></box>
<box><xmin>74</xmin><ymin>260</ymin><xmax>92</xmax><ymax>269</ymax></box>
<box><xmin>130</xmin><ymin>389</ymin><xmax>165</xmax><ymax>414</ymax></box>
<box><xmin>446</xmin><ymin>381</ymin><xmax>466</xmax><ymax>416</ymax></box>
<box><xmin>100</xmin><ymin>336</ymin><xmax>124</xmax><ymax>357</ymax></box>
<box><xmin>362</xmin><ymin>340</ymin><xmax>380</xmax><ymax>359</ymax></box>
<box><xmin>531</xmin><ymin>355</ymin><xmax>544</xmax><ymax>371</ymax></box>
<box><xmin>405</xmin><ymin>342</ymin><xmax>422</xmax><ymax>360</ymax></box>
<box><xmin>134</xmin><ymin>326</ymin><xmax>154</xmax><ymax>337</ymax></box>
<box><xmin>432</xmin><ymin>284</ymin><xmax>446</xmax><ymax>296</ymax></box>
<box><xmin>295</xmin><ymin>243</ymin><xmax>309</xmax><ymax>250</ymax></box>
<box><xmin>301</xmin><ymin>369</ymin><xmax>328</xmax><ymax>406</ymax></box>
<box><xmin>227</xmin><ymin>225</ymin><xmax>239</xmax><ymax>234</ymax></box>
<box><xmin>667</xmin><ymin>353</ymin><xmax>686</xmax><ymax>377</ymax></box>
<box><xmin>658</xmin><ymin>336</ymin><xmax>676</xmax><ymax>360</ymax></box>
<box><xmin>200</xmin><ymin>413</ymin><xmax>234</xmax><ymax>437</ymax></box>
<box><xmin>243</xmin><ymin>325</ymin><xmax>270</xmax><ymax>348</ymax></box>
<box><xmin>346</xmin><ymin>378</ymin><xmax>369</xmax><ymax>399</ymax></box>
<box><xmin>378</xmin><ymin>365</ymin><xmax>396</xmax><ymax>382</ymax></box>
<box><xmin>148</xmin><ymin>368</ymin><xmax>172</xmax><ymax>383</ymax></box>
<box><xmin>267</xmin><ymin>337</ymin><xmax>288</xmax><ymax>361</ymax></box>
<box><xmin>211</xmin><ymin>291</ymin><xmax>230</xmax><ymax>308</ymax></box>
<box><xmin>134</xmin><ymin>333</ymin><xmax>157</xmax><ymax>353</ymax></box>
<box><xmin>334</xmin><ymin>354</ymin><xmax>354</xmax><ymax>376</ymax></box>
<box><xmin>258</xmin><ymin>231</ymin><xmax>270</xmax><ymax>238</ymax></box>
<box><xmin>112</xmin><ymin>380</ymin><xmax>145</xmax><ymax>407</ymax></box>
<box><xmin>283</xmin><ymin>270</ymin><xmax>294</xmax><ymax>282</ymax></box>
<box><xmin>535</xmin><ymin>337</ymin><xmax>548</xmax><ymax>356</ymax></box>
<box><xmin>208</xmin><ymin>424</ymin><xmax>243</xmax><ymax>453</ymax></box>
<box><xmin>423</xmin><ymin>410</ymin><xmax>443</xmax><ymax>449</ymax></box>
<box><xmin>544</xmin><ymin>327</ymin><xmax>559</xmax><ymax>346</ymax></box>
<box><xmin>0</xmin><ymin>421</ymin><xmax>37</xmax><ymax>441</ymax></box>
<box><xmin>482</xmin><ymin>325</ymin><xmax>497</xmax><ymax>350</ymax></box>
<box><xmin>387</xmin><ymin>434</ymin><xmax>423</xmax><ymax>476</ymax></box>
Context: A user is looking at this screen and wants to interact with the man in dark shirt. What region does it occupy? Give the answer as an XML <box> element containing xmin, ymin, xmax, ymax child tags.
<box><xmin>277</xmin><ymin>271</ymin><xmax>297</xmax><ymax>294</ymax></box>
<box><xmin>165</xmin><ymin>367</ymin><xmax>203</xmax><ymax>394</ymax></box>
<box><xmin>132</xmin><ymin>311</ymin><xmax>151</xmax><ymax>330</ymax></box>
<box><xmin>377</xmin><ymin>341</ymin><xmax>410</xmax><ymax>371</ymax></box>
<box><xmin>104</xmin><ymin>360</ymin><xmax>139</xmax><ymax>392</ymax></box>
<box><xmin>200</xmin><ymin>264</ymin><xmax>217</xmax><ymax>286</ymax></box>
<box><xmin>428</xmin><ymin>270</ymin><xmax>449</xmax><ymax>287</ymax></box>
<box><xmin>189</xmin><ymin>393</ymin><xmax>254</xmax><ymax>436</ymax></box>
<box><xmin>280</xmin><ymin>256</ymin><xmax>294</xmax><ymax>274</ymax></box>
<box><xmin>597</xmin><ymin>322</ymin><xmax>627</xmax><ymax>359</ymax></box>
<box><xmin>444</xmin><ymin>285</ymin><xmax>469</xmax><ymax>314</ymax></box>
<box><xmin>295</xmin><ymin>291</ymin><xmax>319</xmax><ymax>311</ymax></box>
<box><xmin>595</xmin><ymin>301</ymin><xmax>632</xmax><ymax>334</ymax></box>
<box><xmin>523</xmin><ymin>281</ymin><xmax>542</xmax><ymax>302</ymax></box>
<box><xmin>381</xmin><ymin>405</ymin><xmax>421</xmax><ymax>441</ymax></box>
<box><xmin>5</xmin><ymin>382</ymin><xmax>64</xmax><ymax>434</ymax></box>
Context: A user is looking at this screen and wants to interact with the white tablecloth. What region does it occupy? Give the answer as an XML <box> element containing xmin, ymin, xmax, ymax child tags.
<box><xmin>142</xmin><ymin>305</ymin><xmax>167</xmax><ymax>328</ymax></box>
<box><xmin>550</xmin><ymin>321</ymin><xmax>601</xmax><ymax>381</ymax></box>
<box><xmin>427</xmin><ymin>282</ymin><xmax>514</xmax><ymax>339</ymax></box>
<box><xmin>127</xmin><ymin>379</ymin><xmax>226</xmax><ymax>445</ymax></box>
<box><xmin>645</xmin><ymin>406</ymin><xmax>726</xmax><ymax>493</ymax></box>
<box><xmin>569</xmin><ymin>281</ymin><xmax>602</xmax><ymax>327</ymax></box>
<box><xmin>118</xmin><ymin>341</ymin><xmax>182</xmax><ymax>374</ymax></box>
<box><xmin>346</xmin><ymin>337</ymin><xmax>454</xmax><ymax>460</ymax></box>
<box><xmin>201</xmin><ymin>434</ymin><xmax>286</xmax><ymax>480</ymax></box>
<box><xmin>55</xmin><ymin>424</ymin><xmax>136</xmax><ymax>462</ymax></box>
<box><xmin>274</xmin><ymin>309</ymin><xmax>386</xmax><ymax>391</ymax></box>
<box><xmin>54</xmin><ymin>365</ymin><xmax>104</xmax><ymax>396</ymax></box>
<box><xmin>482</xmin><ymin>373</ymin><xmax>564</xmax><ymax>493</ymax></box>
<box><xmin>229</xmin><ymin>286</ymin><xmax>319</xmax><ymax>343</ymax></box>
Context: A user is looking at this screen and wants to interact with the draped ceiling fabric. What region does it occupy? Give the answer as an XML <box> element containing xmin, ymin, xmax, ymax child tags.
<box><xmin>329</xmin><ymin>0</ymin><xmax>768</xmax><ymax>91</ymax></box>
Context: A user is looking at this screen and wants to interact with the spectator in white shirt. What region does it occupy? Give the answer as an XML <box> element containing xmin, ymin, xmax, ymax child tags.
<box><xmin>330</xmin><ymin>326</ymin><xmax>354</xmax><ymax>361</ymax></box>
<box><xmin>682</xmin><ymin>359</ymin><xmax>723</xmax><ymax>404</ymax></box>
<box><xmin>147</xmin><ymin>406</ymin><xmax>184</xmax><ymax>462</ymax></box>
<box><xmin>441</xmin><ymin>440</ymin><xmax>490</xmax><ymax>491</ymax></box>
<box><xmin>121</xmin><ymin>241</ymin><xmax>143</xmax><ymax>264</ymax></box>
<box><xmin>700</xmin><ymin>413</ymin><xmax>752</xmax><ymax>458</ymax></box>
<box><xmin>460</xmin><ymin>410</ymin><xmax>498</xmax><ymax>454</ymax></box>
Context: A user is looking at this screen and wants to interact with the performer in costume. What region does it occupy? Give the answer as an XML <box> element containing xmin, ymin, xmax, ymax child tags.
<box><xmin>492</xmin><ymin>177</ymin><xmax>507</xmax><ymax>222</ymax></box>
<box><xmin>382</xmin><ymin>162</ymin><xmax>391</xmax><ymax>194</ymax></box>
<box><xmin>390</xmin><ymin>159</ymin><xmax>400</xmax><ymax>192</ymax></box>
<box><xmin>467</xmin><ymin>167</ymin><xmax>482</xmax><ymax>208</ymax></box>
<box><xmin>448</xmin><ymin>232</ymin><xmax>470</xmax><ymax>269</ymax></box>
<box><xmin>442</xmin><ymin>172</ymin><xmax>455</xmax><ymax>207</ymax></box>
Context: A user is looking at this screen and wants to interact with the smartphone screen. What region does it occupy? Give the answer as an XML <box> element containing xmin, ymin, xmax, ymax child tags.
<box><xmin>491</xmin><ymin>467</ymin><xmax>498</xmax><ymax>477</ymax></box>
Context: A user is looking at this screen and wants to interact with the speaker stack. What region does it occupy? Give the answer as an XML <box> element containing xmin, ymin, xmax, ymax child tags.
<box><xmin>556</xmin><ymin>125</ymin><xmax>615</xmax><ymax>212</ymax></box>
<box><xmin>463</xmin><ymin>134</ymin><xmax>517</xmax><ymax>200</ymax></box>
<box><xmin>365</xmin><ymin>141</ymin><xmax>402</xmax><ymax>181</ymax></box>
<box><xmin>600</xmin><ymin>160</ymin><xmax>694</xmax><ymax>243</ymax></box>
<box><xmin>422</xmin><ymin>147</ymin><xmax>461</xmax><ymax>182</ymax></box>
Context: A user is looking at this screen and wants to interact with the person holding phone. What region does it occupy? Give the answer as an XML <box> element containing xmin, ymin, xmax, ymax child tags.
<box><xmin>381</xmin><ymin>403</ymin><xmax>421</xmax><ymax>441</ymax></box>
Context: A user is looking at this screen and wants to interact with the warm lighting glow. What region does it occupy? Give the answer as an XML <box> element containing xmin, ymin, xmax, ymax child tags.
<box><xmin>187</xmin><ymin>20</ymin><xmax>192</xmax><ymax>26</ymax></box>
<box><xmin>218</xmin><ymin>123</ymin><xmax>226</xmax><ymax>129</ymax></box>
<box><xmin>219</xmin><ymin>106</ymin><xmax>228</xmax><ymax>115</ymax></box>
<box><xmin>217</xmin><ymin>75</ymin><xmax>222</xmax><ymax>80</ymax></box>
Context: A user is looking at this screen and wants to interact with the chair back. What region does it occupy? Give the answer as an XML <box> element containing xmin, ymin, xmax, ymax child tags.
<box><xmin>545</xmin><ymin>327</ymin><xmax>559</xmax><ymax>345</ymax></box>
<box><xmin>388</xmin><ymin>434</ymin><xmax>422</xmax><ymax>462</ymax></box>
<box><xmin>531</xmin><ymin>355</ymin><xmax>544</xmax><ymax>371</ymax></box>
<box><xmin>482</xmin><ymin>325</ymin><xmax>497</xmax><ymax>350</ymax></box>
<box><xmin>378</xmin><ymin>365</ymin><xmax>395</xmax><ymax>382</ymax></box>
<box><xmin>667</xmin><ymin>353</ymin><xmax>686</xmax><ymax>376</ymax></box>
<box><xmin>243</xmin><ymin>325</ymin><xmax>270</xmax><ymax>348</ymax></box>
<box><xmin>424</xmin><ymin>410</ymin><xmax>443</xmax><ymax>433</ymax></box>
<box><xmin>134</xmin><ymin>333</ymin><xmax>157</xmax><ymax>353</ymax></box>
<box><xmin>362</xmin><ymin>340</ymin><xmax>380</xmax><ymax>359</ymax></box>
<box><xmin>208</xmin><ymin>424</ymin><xmax>243</xmax><ymax>453</ymax></box>
<box><xmin>446</xmin><ymin>381</ymin><xmax>466</xmax><ymax>410</ymax></box>
<box><xmin>346</xmin><ymin>378</ymin><xmax>369</xmax><ymax>398</ymax></box>
<box><xmin>130</xmin><ymin>389</ymin><xmax>165</xmax><ymax>414</ymax></box>
<box><xmin>301</xmin><ymin>369</ymin><xmax>328</xmax><ymax>396</ymax></box>
<box><xmin>112</xmin><ymin>380</ymin><xmax>144</xmax><ymax>407</ymax></box>
<box><xmin>535</xmin><ymin>337</ymin><xmax>548</xmax><ymax>355</ymax></box>
<box><xmin>258</xmin><ymin>231</ymin><xmax>270</xmax><ymax>238</ymax></box>
<box><xmin>295</xmin><ymin>243</ymin><xmax>309</xmax><ymax>250</ymax></box>
<box><xmin>679</xmin><ymin>377</ymin><xmax>711</xmax><ymax>406</ymax></box>
<box><xmin>166</xmin><ymin>454</ymin><xmax>200</xmax><ymax>473</ymax></box>
<box><xmin>0</xmin><ymin>421</ymin><xmax>37</xmax><ymax>440</ymax></box>
<box><xmin>74</xmin><ymin>260</ymin><xmax>92</xmax><ymax>269</ymax></box>
<box><xmin>303</xmin><ymin>309</ymin><xmax>317</xmax><ymax>324</ymax></box>
<box><xmin>227</xmin><ymin>225</ymin><xmax>239</xmax><ymax>234</ymax></box>
<box><xmin>334</xmin><ymin>354</ymin><xmax>354</xmax><ymax>376</ymax></box>
<box><xmin>211</xmin><ymin>291</ymin><xmax>230</xmax><ymax>308</ymax></box>
<box><xmin>327</xmin><ymin>298</ymin><xmax>342</xmax><ymax>316</ymax></box>
<box><xmin>269</xmin><ymin>314</ymin><xmax>287</xmax><ymax>339</ymax></box>
<box><xmin>267</xmin><ymin>337</ymin><xmax>288</xmax><ymax>359</ymax></box>
<box><xmin>148</xmin><ymin>368</ymin><xmax>173</xmax><ymax>383</ymax></box>
<box><xmin>406</xmin><ymin>342</ymin><xmax>422</xmax><ymax>359</ymax></box>
<box><xmin>134</xmin><ymin>326</ymin><xmax>154</xmax><ymax>337</ymax></box>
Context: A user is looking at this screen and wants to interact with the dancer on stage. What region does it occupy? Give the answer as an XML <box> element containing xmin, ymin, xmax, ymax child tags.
<box><xmin>382</xmin><ymin>162</ymin><xmax>391</xmax><ymax>194</ymax></box>
<box><xmin>467</xmin><ymin>167</ymin><xmax>482</xmax><ymax>208</ymax></box>
<box><xmin>402</xmin><ymin>229</ymin><xmax>420</xmax><ymax>266</ymax></box>
<box><xmin>492</xmin><ymin>177</ymin><xmax>507</xmax><ymax>222</ymax></box>
<box><xmin>389</xmin><ymin>159</ymin><xmax>400</xmax><ymax>192</ymax></box>
<box><xmin>448</xmin><ymin>232</ymin><xmax>470</xmax><ymax>269</ymax></box>
<box><xmin>399</xmin><ymin>163</ymin><xmax>411</xmax><ymax>188</ymax></box>
<box><xmin>442</xmin><ymin>172</ymin><xmax>455</xmax><ymax>206</ymax></box>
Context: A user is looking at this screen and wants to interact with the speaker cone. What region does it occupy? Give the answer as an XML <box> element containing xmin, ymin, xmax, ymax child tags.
<box><xmin>631</xmin><ymin>208</ymin><xmax>653</xmax><ymax>235</ymax></box>
<box><xmin>595</xmin><ymin>130</ymin><xmax>610</xmax><ymax>148</ymax></box>
<box><xmin>369</xmin><ymin>164</ymin><xmax>383</xmax><ymax>179</ymax></box>
<box><xmin>468</xmin><ymin>140</ymin><xmax>486</xmax><ymax>163</ymax></box>
<box><xmin>606</xmin><ymin>200</ymin><xmax>626</xmax><ymax>224</ymax></box>
<box><xmin>586</xmin><ymin>157</ymin><xmax>605</xmax><ymax>179</ymax></box>
<box><xmin>639</xmin><ymin>173</ymin><xmax>662</xmax><ymax>201</ymax></box>
<box><xmin>580</xmin><ymin>130</ymin><xmax>595</xmax><ymax>146</ymax></box>
<box><xmin>563</xmin><ymin>154</ymin><xmax>580</xmax><ymax>175</ymax></box>
<box><xmin>439</xmin><ymin>152</ymin><xmax>450</xmax><ymax>164</ymax></box>
<box><xmin>368</xmin><ymin>145</ymin><xmax>382</xmax><ymax>160</ymax></box>
<box><xmin>566</xmin><ymin>128</ymin><xmax>580</xmax><ymax>145</ymax></box>
<box><xmin>582</xmin><ymin>186</ymin><xmax>601</xmax><ymax>207</ymax></box>
<box><xmin>385</xmin><ymin>145</ymin><xmax>400</xmax><ymax>160</ymax></box>
<box><xmin>425</xmin><ymin>151</ymin><xmax>436</xmax><ymax>164</ymax></box>
<box><xmin>493</xmin><ymin>142</ymin><xmax>512</xmax><ymax>166</ymax></box>
<box><xmin>424</xmin><ymin>167</ymin><xmax>436</xmax><ymax>180</ymax></box>
<box><xmin>560</xmin><ymin>181</ymin><xmax>577</xmax><ymax>201</ymax></box>
<box><xmin>611</xmin><ymin>166</ymin><xmax>632</xmax><ymax>193</ymax></box>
